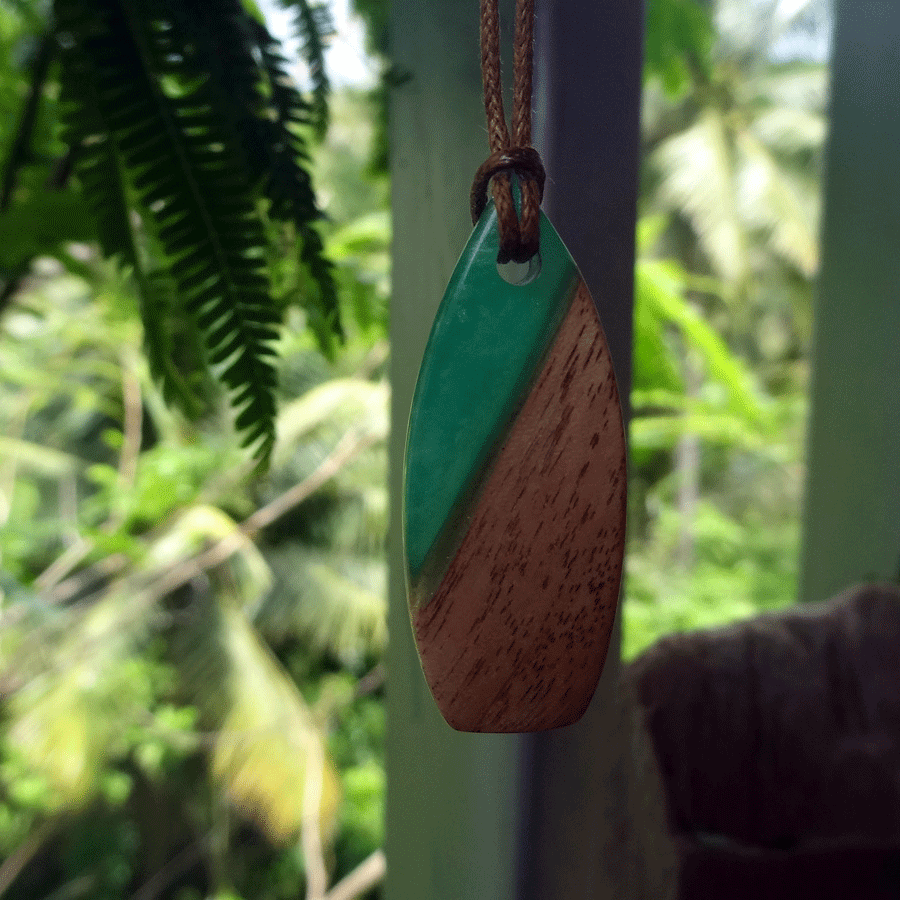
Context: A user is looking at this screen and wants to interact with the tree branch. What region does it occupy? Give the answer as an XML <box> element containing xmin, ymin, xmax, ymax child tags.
<box><xmin>0</xmin><ymin>819</ymin><xmax>57</xmax><ymax>896</ymax></box>
<box><xmin>323</xmin><ymin>849</ymin><xmax>386</xmax><ymax>900</ymax></box>
<box><xmin>303</xmin><ymin>732</ymin><xmax>328</xmax><ymax>900</ymax></box>
<box><xmin>129</xmin><ymin>425</ymin><xmax>382</xmax><ymax>615</ymax></box>
<box><xmin>129</xmin><ymin>838</ymin><xmax>207</xmax><ymax>900</ymax></box>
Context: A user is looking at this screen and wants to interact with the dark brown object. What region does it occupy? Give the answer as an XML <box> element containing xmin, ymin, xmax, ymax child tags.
<box><xmin>469</xmin><ymin>146</ymin><xmax>545</xmax><ymax>225</ymax></box>
<box><xmin>628</xmin><ymin>582</ymin><xmax>900</xmax><ymax>899</ymax></box>
<box><xmin>475</xmin><ymin>0</ymin><xmax>543</xmax><ymax>264</ymax></box>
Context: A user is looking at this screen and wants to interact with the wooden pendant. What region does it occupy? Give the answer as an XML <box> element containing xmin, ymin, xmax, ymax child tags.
<box><xmin>403</xmin><ymin>202</ymin><xmax>627</xmax><ymax>732</ymax></box>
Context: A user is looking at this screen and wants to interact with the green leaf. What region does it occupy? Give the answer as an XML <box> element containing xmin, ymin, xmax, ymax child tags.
<box><xmin>633</xmin><ymin>267</ymin><xmax>684</xmax><ymax>395</ymax></box>
<box><xmin>735</xmin><ymin>129</ymin><xmax>820</xmax><ymax>277</ymax></box>
<box><xmin>653</xmin><ymin>110</ymin><xmax>747</xmax><ymax>283</ymax></box>
<box><xmin>644</xmin><ymin>0</ymin><xmax>713</xmax><ymax>95</ymax></box>
<box><xmin>0</xmin><ymin>191</ymin><xmax>96</xmax><ymax>271</ymax></box>
<box><xmin>55</xmin><ymin>0</ymin><xmax>284</xmax><ymax>461</ymax></box>
<box><xmin>279</xmin><ymin>0</ymin><xmax>333</xmax><ymax>136</ymax></box>
<box><xmin>171</xmin><ymin>595</ymin><xmax>342</xmax><ymax>844</ymax></box>
<box><xmin>631</xmin><ymin>410</ymin><xmax>767</xmax><ymax>452</ymax></box>
<box><xmin>0</xmin><ymin>436</ymin><xmax>84</xmax><ymax>476</ymax></box>
<box><xmin>638</xmin><ymin>258</ymin><xmax>766</xmax><ymax>426</ymax></box>
<box><xmin>273</xmin><ymin>378</ymin><xmax>388</xmax><ymax>465</ymax></box>
<box><xmin>261</xmin><ymin>547</ymin><xmax>387</xmax><ymax>664</ymax></box>
<box><xmin>4</xmin><ymin>595</ymin><xmax>159</xmax><ymax>810</ymax></box>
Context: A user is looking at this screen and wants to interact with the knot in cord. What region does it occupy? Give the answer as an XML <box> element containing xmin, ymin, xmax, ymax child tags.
<box><xmin>472</xmin><ymin>0</ymin><xmax>543</xmax><ymax>265</ymax></box>
<box><xmin>470</xmin><ymin>147</ymin><xmax>545</xmax><ymax>264</ymax></box>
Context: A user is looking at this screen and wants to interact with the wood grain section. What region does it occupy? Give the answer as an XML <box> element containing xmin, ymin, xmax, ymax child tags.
<box><xmin>412</xmin><ymin>281</ymin><xmax>627</xmax><ymax>732</ymax></box>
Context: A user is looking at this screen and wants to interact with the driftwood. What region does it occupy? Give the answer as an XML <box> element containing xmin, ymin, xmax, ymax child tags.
<box><xmin>626</xmin><ymin>582</ymin><xmax>900</xmax><ymax>898</ymax></box>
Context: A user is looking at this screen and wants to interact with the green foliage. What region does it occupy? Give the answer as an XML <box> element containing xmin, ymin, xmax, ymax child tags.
<box><xmin>0</xmin><ymin>0</ymin><xmax>827</xmax><ymax>895</ymax></box>
<box><xmin>0</xmin><ymin>191</ymin><xmax>96</xmax><ymax>270</ymax></box>
<box><xmin>0</xmin><ymin>66</ymin><xmax>389</xmax><ymax>898</ymax></box>
<box><xmin>624</xmin><ymin>489</ymin><xmax>802</xmax><ymax>660</ymax></box>
<box><xmin>625</xmin><ymin>0</ymin><xmax>826</xmax><ymax>661</ymax></box>
<box><xmin>277</xmin><ymin>0</ymin><xmax>334</xmax><ymax>136</ymax></box>
<box><xmin>0</xmin><ymin>0</ymin><xmax>343</xmax><ymax>463</ymax></box>
<box><xmin>644</xmin><ymin>0</ymin><xmax>714</xmax><ymax>94</ymax></box>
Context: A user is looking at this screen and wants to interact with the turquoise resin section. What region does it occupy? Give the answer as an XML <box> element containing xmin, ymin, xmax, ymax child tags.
<box><xmin>404</xmin><ymin>204</ymin><xmax>580</xmax><ymax>589</ymax></box>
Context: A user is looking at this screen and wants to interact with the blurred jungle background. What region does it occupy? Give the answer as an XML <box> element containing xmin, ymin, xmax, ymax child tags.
<box><xmin>0</xmin><ymin>0</ymin><xmax>829</xmax><ymax>897</ymax></box>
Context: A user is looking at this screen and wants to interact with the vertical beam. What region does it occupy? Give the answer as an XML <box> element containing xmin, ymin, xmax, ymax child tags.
<box><xmin>386</xmin><ymin>2</ymin><xmax>524</xmax><ymax>898</ymax></box>
<box><xmin>799</xmin><ymin>0</ymin><xmax>900</xmax><ymax>603</ymax></box>
<box><xmin>517</xmin><ymin>2</ymin><xmax>649</xmax><ymax>898</ymax></box>
<box><xmin>387</xmin><ymin>2</ymin><xmax>670</xmax><ymax>898</ymax></box>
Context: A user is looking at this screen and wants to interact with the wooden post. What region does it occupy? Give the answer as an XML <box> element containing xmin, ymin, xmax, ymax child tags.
<box><xmin>386</xmin><ymin>2</ymin><xmax>525</xmax><ymax>897</ymax></box>
<box><xmin>799</xmin><ymin>0</ymin><xmax>900</xmax><ymax>603</ymax></box>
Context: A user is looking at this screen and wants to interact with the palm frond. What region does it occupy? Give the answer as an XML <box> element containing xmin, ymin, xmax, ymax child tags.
<box><xmin>273</xmin><ymin>378</ymin><xmax>388</xmax><ymax>465</ymax></box>
<box><xmin>0</xmin><ymin>437</ymin><xmax>84</xmax><ymax>477</ymax></box>
<box><xmin>735</xmin><ymin>130</ymin><xmax>820</xmax><ymax>277</ymax></box>
<box><xmin>142</xmin><ymin>503</ymin><xmax>273</xmax><ymax>601</ymax></box>
<box><xmin>750</xmin><ymin>64</ymin><xmax>829</xmax><ymax>113</ymax></box>
<box><xmin>630</xmin><ymin>408</ymin><xmax>770</xmax><ymax>453</ymax></box>
<box><xmin>640</xmin><ymin>257</ymin><xmax>767</xmax><ymax>426</ymax></box>
<box><xmin>749</xmin><ymin>107</ymin><xmax>826</xmax><ymax>156</ymax></box>
<box><xmin>260</xmin><ymin>547</ymin><xmax>386</xmax><ymax>665</ymax></box>
<box><xmin>4</xmin><ymin>595</ymin><xmax>159</xmax><ymax>810</ymax></box>
<box><xmin>653</xmin><ymin>109</ymin><xmax>747</xmax><ymax>284</ymax></box>
<box><xmin>170</xmin><ymin>594</ymin><xmax>341</xmax><ymax>844</ymax></box>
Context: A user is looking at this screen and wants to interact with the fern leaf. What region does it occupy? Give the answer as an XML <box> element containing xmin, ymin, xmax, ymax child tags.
<box><xmin>250</xmin><ymin>17</ymin><xmax>341</xmax><ymax>343</ymax></box>
<box><xmin>55</xmin><ymin>27</ymin><xmax>135</xmax><ymax>265</ymax></box>
<box><xmin>140</xmin><ymin>269</ymin><xmax>208</xmax><ymax>414</ymax></box>
<box><xmin>154</xmin><ymin>1</ymin><xmax>340</xmax><ymax>340</ymax></box>
<box><xmin>57</xmin><ymin>50</ymin><xmax>205</xmax><ymax>413</ymax></box>
<box><xmin>279</xmin><ymin>0</ymin><xmax>333</xmax><ymax>136</ymax></box>
<box><xmin>55</xmin><ymin>0</ymin><xmax>282</xmax><ymax>459</ymax></box>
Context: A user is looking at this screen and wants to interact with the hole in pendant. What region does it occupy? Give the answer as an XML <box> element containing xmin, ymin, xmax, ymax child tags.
<box><xmin>497</xmin><ymin>253</ymin><xmax>541</xmax><ymax>285</ymax></box>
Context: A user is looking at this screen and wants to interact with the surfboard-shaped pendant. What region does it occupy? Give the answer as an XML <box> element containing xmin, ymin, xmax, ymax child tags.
<box><xmin>403</xmin><ymin>201</ymin><xmax>627</xmax><ymax>732</ymax></box>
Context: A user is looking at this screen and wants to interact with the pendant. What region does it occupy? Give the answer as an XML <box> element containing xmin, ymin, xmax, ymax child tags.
<box><xmin>403</xmin><ymin>202</ymin><xmax>627</xmax><ymax>732</ymax></box>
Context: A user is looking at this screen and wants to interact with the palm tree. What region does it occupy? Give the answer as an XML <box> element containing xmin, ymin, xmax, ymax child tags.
<box><xmin>634</xmin><ymin>0</ymin><xmax>828</xmax><ymax>568</ymax></box>
<box><xmin>0</xmin><ymin>272</ymin><xmax>390</xmax><ymax>897</ymax></box>
<box><xmin>643</xmin><ymin>0</ymin><xmax>827</xmax><ymax>319</ymax></box>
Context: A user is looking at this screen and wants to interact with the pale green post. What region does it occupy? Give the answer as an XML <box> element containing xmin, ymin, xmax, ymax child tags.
<box><xmin>799</xmin><ymin>0</ymin><xmax>900</xmax><ymax>603</ymax></box>
<box><xmin>386</xmin><ymin>2</ymin><xmax>524</xmax><ymax>898</ymax></box>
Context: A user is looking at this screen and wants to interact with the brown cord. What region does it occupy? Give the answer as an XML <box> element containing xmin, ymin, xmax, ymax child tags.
<box><xmin>473</xmin><ymin>0</ymin><xmax>544</xmax><ymax>264</ymax></box>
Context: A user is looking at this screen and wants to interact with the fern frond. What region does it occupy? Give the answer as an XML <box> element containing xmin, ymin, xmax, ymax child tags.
<box><xmin>249</xmin><ymin>17</ymin><xmax>341</xmax><ymax>340</ymax></box>
<box><xmin>55</xmin><ymin>21</ymin><xmax>135</xmax><ymax>265</ymax></box>
<box><xmin>57</xmin><ymin>43</ymin><xmax>206</xmax><ymax>414</ymax></box>
<box><xmin>279</xmin><ymin>0</ymin><xmax>333</xmax><ymax>136</ymax></box>
<box><xmin>55</xmin><ymin>0</ymin><xmax>283</xmax><ymax>459</ymax></box>
<box><xmin>161</xmin><ymin>0</ymin><xmax>341</xmax><ymax>345</ymax></box>
<box><xmin>140</xmin><ymin>269</ymin><xmax>208</xmax><ymax>414</ymax></box>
